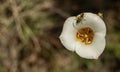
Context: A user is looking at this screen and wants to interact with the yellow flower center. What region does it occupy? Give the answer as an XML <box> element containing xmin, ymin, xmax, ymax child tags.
<box><xmin>76</xmin><ymin>27</ymin><xmax>94</xmax><ymax>45</ymax></box>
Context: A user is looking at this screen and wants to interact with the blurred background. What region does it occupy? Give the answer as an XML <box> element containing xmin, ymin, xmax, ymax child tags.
<box><xmin>0</xmin><ymin>0</ymin><xmax>120</xmax><ymax>72</ymax></box>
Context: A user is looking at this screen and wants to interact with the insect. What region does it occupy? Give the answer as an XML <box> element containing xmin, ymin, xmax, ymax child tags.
<box><xmin>73</xmin><ymin>13</ymin><xmax>84</xmax><ymax>28</ymax></box>
<box><xmin>97</xmin><ymin>12</ymin><xmax>103</xmax><ymax>18</ymax></box>
<box><xmin>76</xmin><ymin>13</ymin><xmax>84</xmax><ymax>23</ymax></box>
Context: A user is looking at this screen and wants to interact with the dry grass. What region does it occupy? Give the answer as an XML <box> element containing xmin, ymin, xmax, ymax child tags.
<box><xmin>0</xmin><ymin>0</ymin><xmax>120</xmax><ymax>72</ymax></box>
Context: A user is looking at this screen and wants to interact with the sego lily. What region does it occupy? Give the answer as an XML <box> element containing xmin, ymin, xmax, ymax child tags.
<box><xmin>59</xmin><ymin>12</ymin><xmax>106</xmax><ymax>59</ymax></box>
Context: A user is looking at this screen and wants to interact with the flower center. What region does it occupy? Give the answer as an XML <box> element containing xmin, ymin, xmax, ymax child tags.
<box><xmin>76</xmin><ymin>27</ymin><xmax>94</xmax><ymax>45</ymax></box>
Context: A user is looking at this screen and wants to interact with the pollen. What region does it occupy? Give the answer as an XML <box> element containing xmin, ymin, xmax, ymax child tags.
<box><xmin>76</xmin><ymin>27</ymin><xmax>94</xmax><ymax>45</ymax></box>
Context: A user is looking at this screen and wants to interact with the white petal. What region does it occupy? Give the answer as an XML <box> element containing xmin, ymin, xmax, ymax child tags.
<box><xmin>59</xmin><ymin>17</ymin><xmax>77</xmax><ymax>51</ymax></box>
<box><xmin>76</xmin><ymin>12</ymin><xmax>106</xmax><ymax>37</ymax></box>
<box><xmin>75</xmin><ymin>34</ymin><xmax>105</xmax><ymax>59</ymax></box>
<box><xmin>59</xmin><ymin>12</ymin><xmax>106</xmax><ymax>59</ymax></box>
<box><xmin>90</xmin><ymin>34</ymin><xmax>106</xmax><ymax>58</ymax></box>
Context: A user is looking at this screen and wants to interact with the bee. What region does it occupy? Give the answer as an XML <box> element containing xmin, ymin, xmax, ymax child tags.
<box><xmin>73</xmin><ymin>13</ymin><xmax>84</xmax><ymax>28</ymax></box>
<box><xmin>97</xmin><ymin>12</ymin><xmax>103</xmax><ymax>18</ymax></box>
<box><xmin>76</xmin><ymin>13</ymin><xmax>84</xmax><ymax>23</ymax></box>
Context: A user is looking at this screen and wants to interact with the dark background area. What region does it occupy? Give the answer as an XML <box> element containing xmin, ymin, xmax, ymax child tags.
<box><xmin>0</xmin><ymin>0</ymin><xmax>120</xmax><ymax>72</ymax></box>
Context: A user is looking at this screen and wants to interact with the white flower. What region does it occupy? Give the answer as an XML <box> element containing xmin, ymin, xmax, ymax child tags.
<box><xmin>59</xmin><ymin>12</ymin><xmax>106</xmax><ymax>59</ymax></box>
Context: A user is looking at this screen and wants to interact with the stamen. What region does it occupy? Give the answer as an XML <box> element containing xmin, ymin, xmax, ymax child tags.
<box><xmin>76</xmin><ymin>27</ymin><xmax>94</xmax><ymax>45</ymax></box>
